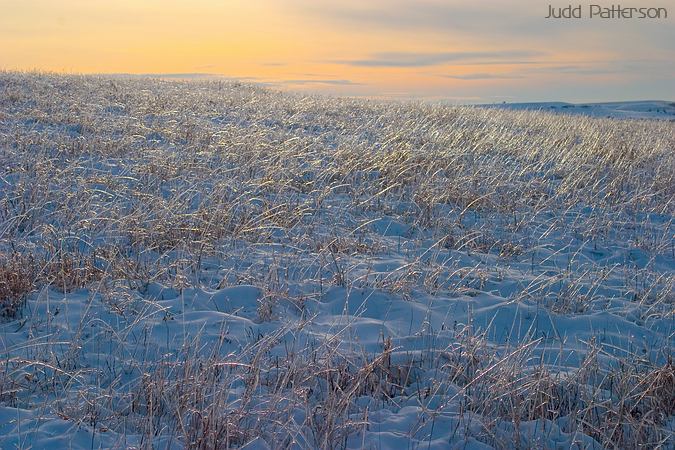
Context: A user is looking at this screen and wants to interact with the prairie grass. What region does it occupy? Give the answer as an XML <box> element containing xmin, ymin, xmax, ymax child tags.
<box><xmin>0</xmin><ymin>71</ymin><xmax>673</xmax><ymax>449</ymax></box>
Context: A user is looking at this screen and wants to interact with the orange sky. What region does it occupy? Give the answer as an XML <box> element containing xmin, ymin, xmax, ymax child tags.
<box><xmin>1</xmin><ymin>0</ymin><xmax>673</xmax><ymax>102</ymax></box>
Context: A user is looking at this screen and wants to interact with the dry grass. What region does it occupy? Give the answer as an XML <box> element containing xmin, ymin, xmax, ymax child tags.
<box><xmin>0</xmin><ymin>71</ymin><xmax>673</xmax><ymax>449</ymax></box>
<box><xmin>0</xmin><ymin>252</ymin><xmax>35</xmax><ymax>318</ymax></box>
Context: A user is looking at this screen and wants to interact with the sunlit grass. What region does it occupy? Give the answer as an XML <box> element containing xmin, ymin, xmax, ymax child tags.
<box><xmin>0</xmin><ymin>71</ymin><xmax>673</xmax><ymax>449</ymax></box>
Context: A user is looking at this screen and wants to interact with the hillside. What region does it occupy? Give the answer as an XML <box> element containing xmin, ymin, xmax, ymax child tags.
<box><xmin>0</xmin><ymin>73</ymin><xmax>673</xmax><ymax>449</ymax></box>
<box><xmin>485</xmin><ymin>100</ymin><xmax>675</xmax><ymax>120</ymax></box>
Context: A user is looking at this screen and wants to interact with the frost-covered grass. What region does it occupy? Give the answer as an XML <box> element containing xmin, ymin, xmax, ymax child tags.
<box><xmin>0</xmin><ymin>72</ymin><xmax>673</xmax><ymax>449</ymax></box>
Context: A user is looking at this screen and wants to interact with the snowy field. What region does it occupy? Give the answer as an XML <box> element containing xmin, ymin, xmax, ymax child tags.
<box><xmin>0</xmin><ymin>73</ymin><xmax>673</xmax><ymax>449</ymax></box>
<box><xmin>485</xmin><ymin>101</ymin><xmax>675</xmax><ymax>121</ymax></box>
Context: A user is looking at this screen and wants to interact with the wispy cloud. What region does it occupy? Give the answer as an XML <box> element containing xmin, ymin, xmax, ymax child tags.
<box><xmin>443</xmin><ymin>72</ymin><xmax>524</xmax><ymax>80</ymax></box>
<box><xmin>281</xmin><ymin>78</ymin><xmax>364</xmax><ymax>86</ymax></box>
<box><xmin>439</xmin><ymin>64</ymin><xmax>613</xmax><ymax>81</ymax></box>
<box><xmin>296</xmin><ymin>0</ymin><xmax>531</xmax><ymax>35</ymax></box>
<box><xmin>442</xmin><ymin>59</ymin><xmax>675</xmax><ymax>81</ymax></box>
<box><xmin>333</xmin><ymin>50</ymin><xmax>544</xmax><ymax>68</ymax></box>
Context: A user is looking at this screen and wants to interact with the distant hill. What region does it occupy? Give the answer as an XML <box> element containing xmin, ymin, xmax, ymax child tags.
<box><xmin>483</xmin><ymin>100</ymin><xmax>675</xmax><ymax>120</ymax></box>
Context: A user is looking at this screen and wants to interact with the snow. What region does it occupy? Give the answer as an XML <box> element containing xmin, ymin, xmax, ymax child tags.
<box><xmin>483</xmin><ymin>101</ymin><xmax>675</xmax><ymax>120</ymax></box>
<box><xmin>0</xmin><ymin>73</ymin><xmax>673</xmax><ymax>449</ymax></box>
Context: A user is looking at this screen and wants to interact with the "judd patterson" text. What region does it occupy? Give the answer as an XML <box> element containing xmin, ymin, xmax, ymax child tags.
<box><xmin>546</xmin><ymin>4</ymin><xmax>668</xmax><ymax>19</ymax></box>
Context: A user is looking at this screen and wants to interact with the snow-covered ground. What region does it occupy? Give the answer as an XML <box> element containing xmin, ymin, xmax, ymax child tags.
<box><xmin>0</xmin><ymin>73</ymin><xmax>673</xmax><ymax>449</ymax></box>
<box><xmin>484</xmin><ymin>101</ymin><xmax>675</xmax><ymax>120</ymax></box>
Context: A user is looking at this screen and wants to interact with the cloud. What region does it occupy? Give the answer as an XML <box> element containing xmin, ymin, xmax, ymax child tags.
<box><xmin>529</xmin><ymin>65</ymin><xmax>616</xmax><ymax>76</ymax></box>
<box><xmin>333</xmin><ymin>50</ymin><xmax>544</xmax><ymax>68</ymax></box>
<box><xmin>523</xmin><ymin>59</ymin><xmax>675</xmax><ymax>77</ymax></box>
<box><xmin>291</xmin><ymin>0</ymin><xmax>675</xmax><ymax>62</ymax></box>
<box><xmin>454</xmin><ymin>61</ymin><xmax>545</xmax><ymax>66</ymax></box>
<box><xmin>443</xmin><ymin>72</ymin><xmax>524</xmax><ymax>80</ymax></box>
<box><xmin>296</xmin><ymin>0</ymin><xmax>528</xmax><ymax>35</ymax></box>
<box><xmin>441</xmin><ymin>62</ymin><xmax>642</xmax><ymax>81</ymax></box>
<box><xmin>281</xmin><ymin>79</ymin><xmax>364</xmax><ymax>86</ymax></box>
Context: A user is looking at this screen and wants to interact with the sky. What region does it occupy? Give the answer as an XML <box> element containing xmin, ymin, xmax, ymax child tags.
<box><xmin>1</xmin><ymin>0</ymin><xmax>673</xmax><ymax>103</ymax></box>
